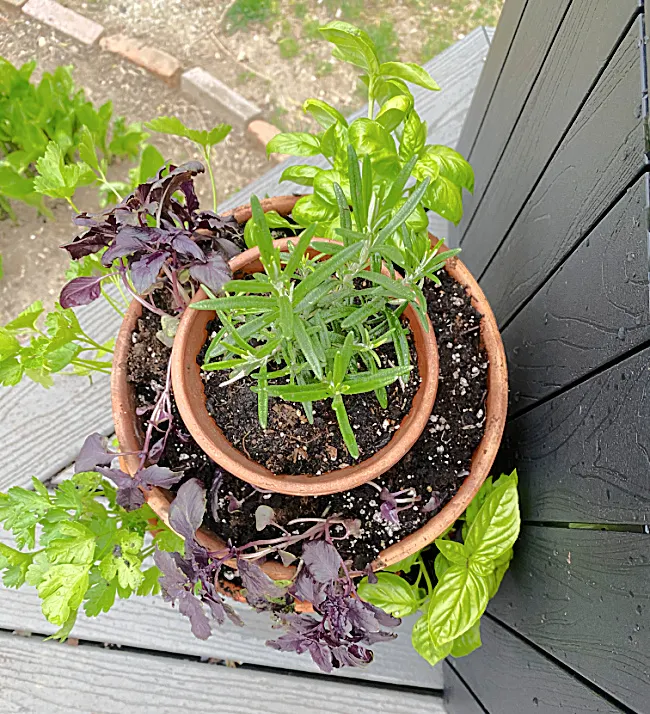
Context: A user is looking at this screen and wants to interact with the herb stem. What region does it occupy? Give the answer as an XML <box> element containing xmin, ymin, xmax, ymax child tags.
<box><xmin>417</xmin><ymin>556</ymin><xmax>433</xmax><ymax>593</ymax></box>
<box><xmin>100</xmin><ymin>285</ymin><xmax>126</xmax><ymax>317</ymax></box>
<box><xmin>66</xmin><ymin>196</ymin><xmax>80</xmax><ymax>214</ymax></box>
<box><xmin>205</xmin><ymin>145</ymin><xmax>218</xmax><ymax>212</ymax></box>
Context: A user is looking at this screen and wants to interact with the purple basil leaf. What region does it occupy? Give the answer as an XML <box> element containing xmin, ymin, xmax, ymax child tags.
<box><xmin>180</xmin><ymin>179</ymin><xmax>200</xmax><ymax>213</ymax></box>
<box><xmin>357</xmin><ymin>599</ymin><xmax>401</xmax><ymax>629</ymax></box>
<box><xmin>96</xmin><ymin>466</ymin><xmax>134</xmax><ymax>490</ymax></box>
<box><xmin>212</xmin><ymin>237</ymin><xmax>242</xmax><ymax>260</ymax></box>
<box><xmin>301</xmin><ymin>541</ymin><xmax>341</xmax><ymax>583</ymax></box>
<box><xmin>309</xmin><ymin>642</ymin><xmax>334</xmax><ymax>673</ymax></box>
<box><xmin>138</xmin><ymin>464</ymin><xmax>184</xmax><ymax>490</ymax></box>
<box><xmin>178</xmin><ymin>591</ymin><xmax>212</xmax><ymax>640</ymax></box>
<box><xmin>189</xmin><ymin>253</ymin><xmax>231</xmax><ymax>294</ymax></box>
<box><xmin>116</xmin><ymin>483</ymin><xmax>145</xmax><ymax>510</ymax></box>
<box><xmin>237</xmin><ymin>558</ymin><xmax>287</xmax><ymax>602</ymax></box>
<box><xmin>226</xmin><ymin>493</ymin><xmax>242</xmax><ymax>513</ymax></box>
<box><xmin>130</xmin><ymin>251</ymin><xmax>167</xmax><ymax>294</ymax></box>
<box><xmin>333</xmin><ymin>644</ymin><xmax>373</xmax><ymax>668</ymax></box>
<box><xmin>363</xmin><ymin>564</ymin><xmax>378</xmax><ymax>585</ymax></box>
<box><xmin>291</xmin><ymin>569</ymin><xmax>326</xmax><ymax>606</ymax></box>
<box><xmin>147</xmin><ymin>438</ymin><xmax>165</xmax><ymax>464</ymax></box>
<box><xmin>379</xmin><ymin>501</ymin><xmax>400</xmax><ymax>525</ymax></box>
<box><xmin>168</xmin><ymin>478</ymin><xmax>206</xmax><ymax>544</ymax></box>
<box><xmin>254</xmin><ymin>505</ymin><xmax>275</xmax><ymax>531</ymax></box>
<box><xmin>204</xmin><ymin>594</ymin><xmax>228</xmax><ymax>625</ymax></box>
<box><xmin>75</xmin><ymin>432</ymin><xmax>115</xmax><ymax>473</ymax></box>
<box><xmin>154</xmin><ymin>549</ymin><xmax>188</xmax><ymax>600</ymax></box>
<box><xmin>102</xmin><ymin>226</ymin><xmax>151</xmax><ymax>265</ymax></box>
<box><xmin>172</xmin><ymin>233</ymin><xmax>205</xmax><ymax>260</ymax></box>
<box><xmin>59</xmin><ymin>276</ymin><xmax>104</xmax><ymax>308</ymax></box>
<box><xmin>422</xmin><ymin>492</ymin><xmax>442</xmax><ymax>513</ymax></box>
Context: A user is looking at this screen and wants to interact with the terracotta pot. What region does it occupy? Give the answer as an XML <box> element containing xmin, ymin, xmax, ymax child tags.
<box><xmin>171</xmin><ymin>238</ymin><xmax>439</xmax><ymax>497</ymax></box>
<box><xmin>111</xmin><ymin>195</ymin><xmax>507</xmax><ymax>581</ymax></box>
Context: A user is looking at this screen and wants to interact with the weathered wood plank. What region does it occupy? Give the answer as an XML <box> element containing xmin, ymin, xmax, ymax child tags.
<box><xmin>452</xmin><ymin>0</ymin><xmax>571</xmax><ymax>246</ymax></box>
<box><xmin>0</xmin><ymin>631</ymin><xmax>446</xmax><ymax>714</ymax></box>
<box><xmin>0</xmin><ymin>579</ymin><xmax>442</xmax><ymax>689</ymax></box>
<box><xmin>455</xmin><ymin>0</ymin><xmax>528</xmax><ymax>158</ymax></box>
<box><xmin>500</xmin><ymin>345</ymin><xmax>650</xmax><ymax>525</ymax></box>
<box><xmin>0</xmin><ymin>295</ymin><xmax>122</xmax><ymax>490</ymax></box>
<box><xmin>443</xmin><ymin>662</ymin><xmax>485</xmax><ymax>714</ymax></box>
<box><xmin>482</xmin><ymin>27</ymin><xmax>645</xmax><ymax>328</ymax></box>
<box><xmin>503</xmin><ymin>178</ymin><xmax>649</xmax><ymax>411</ymax></box>
<box><xmin>459</xmin><ymin>0</ymin><xmax>640</xmax><ymax>277</ymax></box>
<box><xmin>451</xmin><ymin>616</ymin><xmax>626</xmax><ymax>713</ymax></box>
<box><xmin>489</xmin><ymin>527</ymin><xmax>650</xmax><ymax>713</ymax></box>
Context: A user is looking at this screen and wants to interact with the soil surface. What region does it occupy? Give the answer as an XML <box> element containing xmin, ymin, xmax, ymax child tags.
<box><xmin>128</xmin><ymin>260</ymin><xmax>488</xmax><ymax>569</ymax></box>
<box><xmin>202</xmin><ymin>329</ymin><xmax>420</xmax><ymax>474</ymax></box>
<box><xmin>59</xmin><ymin>0</ymin><xmax>503</xmax><ymax>132</ymax></box>
<box><xmin>0</xmin><ymin>5</ymin><xmax>269</xmax><ymax>322</ymax></box>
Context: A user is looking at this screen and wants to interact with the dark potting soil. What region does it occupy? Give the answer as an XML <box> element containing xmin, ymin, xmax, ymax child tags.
<box><xmin>127</xmin><ymin>266</ymin><xmax>488</xmax><ymax>570</ymax></box>
<box><xmin>201</xmin><ymin>331</ymin><xmax>420</xmax><ymax>475</ymax></box>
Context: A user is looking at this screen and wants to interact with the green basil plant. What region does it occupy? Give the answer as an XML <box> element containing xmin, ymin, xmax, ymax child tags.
<box><xmin>266</xmin><ymin>21</ymin><xmax>474</xmax><ymax>238</ymax></box>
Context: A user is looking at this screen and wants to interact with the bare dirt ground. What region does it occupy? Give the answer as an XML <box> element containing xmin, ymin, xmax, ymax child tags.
<box><xmin>0</xmin><ymin>0</ymin><xmax>502</xmax><ymax>322</ymax></box>
<box><xmin>61</xmin><ymin>0</ymin><xmax>503</xmax><ymax>131</ymax></box>
<box><xmin>0</xmin><ymin>5</ymin><xmax>269</xmax><ymax>321</ymax></box>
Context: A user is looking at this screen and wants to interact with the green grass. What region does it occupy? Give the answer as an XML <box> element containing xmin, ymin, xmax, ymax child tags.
<box><xmin>279</xmin><ymin>37</ymin><xmax>301</xmax><ymax>59</ymax></box>
<box><xmin>366</xmin><ymin>20</ymin><xmax>400</xmax><ymax>64</ymax></box>
<box><xmin>226</xmin><ymin>0</ymin><xmax>277</xmax><ymax>32</ymax></box>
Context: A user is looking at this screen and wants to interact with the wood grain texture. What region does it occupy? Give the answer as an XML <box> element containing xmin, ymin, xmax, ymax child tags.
<box><xmin>500</xmin><ymin>345</ymin><xmax>650</xmax><ymax>524</ymax></box>
<box><xmin>0</xmin><ymin>631</ymin><xmax>446</xmax><ymax>714</ymax></box>
<box><xmin>0</xmin><ymin>528</ymin><xmax>442</xmax><ymax>689</ymax></box>
<box><xmin>455</xmin><ymin>0</ymin><xmax>528</xmax><ymax>158</ymax></box>
<box><xmin>483</xmin><ymin>28</ymin><xmax>645</xmax><ymax>328</ymax></box>
<box><xmin>443</xmin><ymin>662</ymin><xmax>485</xmax><ymax>714</ymax></box>
<box><xmin>489</xmin><ymin>527</ymin><xmax>650</xmax><ymax>713</ymax></box>
<box><xmin>451</xmin><ymin>616</ymin><xmax>626</xmax><ymax>713</ymax></box>
<box><xmin>0</xmin><ymin>583</ymin><xmax>442</xmax><ymax>689</ymax></box>
<box><xmin>459</xmin><ymin>0</ymin><xmax>640</xmax><ymax>277</ymax></box>
<box><xmin>0</xmin><ymin>294</ymin><xmax>122</xmax><ymax>490</ymax></box>
<box><xmin>503</xmin><ymin>179</ymin><xmax>649</xmax><ymax>411</ymax></box>
<box><xmin>452</xmin><ymin>0</ymin><xmax>571</xmax><ymax>246</ymax></box>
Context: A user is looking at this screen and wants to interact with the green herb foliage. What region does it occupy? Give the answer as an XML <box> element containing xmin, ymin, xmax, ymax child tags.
<box><xmin>0</xmin><ymin>472</ymin><xmax>183</xmax><ymax>639</ymax></box>
<box><xmin>194</xmin><ymin>186</ymin><xmax>449</xmax><ymax>458</ymax></box>
<box><xmin>0</xmin><ymin>301</ymin><xmax>115</xmax><ymax>388</ymax></box>
<box><xmin>358</xmin><ymin>470</ymin><xmax>520</xmax><ymax>666</ymax></box>
<box><xmin>0</xmin><ymin>57</ymin><xmax>147</xmax><ymax>218</ymax></box>
<box><xmin>267</xmin><ymin>21</ymin><xmax>474</xmax><ymax>235</ymax></box>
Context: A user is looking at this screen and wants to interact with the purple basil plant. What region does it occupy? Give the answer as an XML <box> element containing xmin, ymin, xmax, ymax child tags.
<box><xmin>155</xmin><ymin>479</ymin><xmax>401</xmax><ymax>672</ymax></box>
<box><xmin>60</xmin><ymin>161</ymin><xmax>241</xmax><ymax>315</ymax></box>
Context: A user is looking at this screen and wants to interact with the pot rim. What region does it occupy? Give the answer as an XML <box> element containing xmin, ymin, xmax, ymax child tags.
<box><xmin>111</xmin><ymin>195</ymin><xmax>507</xmax><ymax>577</ymax></box>
<box><xmin>170</xmin><ymin>237</ymin><xmax>439</xmax><ymax>497</ymax></box>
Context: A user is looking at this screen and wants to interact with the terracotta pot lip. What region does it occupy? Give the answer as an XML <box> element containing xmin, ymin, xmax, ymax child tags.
<box><xmin>111</xmin><ymin>194</ymin><xmax>508</xmax><ymax>579</ymax></box>
<box><xmin>170</xmin><ymin>236</ymin><xmax>439</xmax><ymax>497</ymax></box>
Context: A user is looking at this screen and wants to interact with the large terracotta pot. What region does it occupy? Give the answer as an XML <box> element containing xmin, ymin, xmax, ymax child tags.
<box><xmin>170</xmin><ymin>238</ymin><xmax>439</xmax><ymax>497</ymax></box>
<box><xmin>111</xmin><ymin>195</ymin><xmax>507</xmax><ymax>578</ymax></box>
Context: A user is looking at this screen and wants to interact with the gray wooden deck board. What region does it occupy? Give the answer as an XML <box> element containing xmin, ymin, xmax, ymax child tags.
<box><xmin>0</xmin><ymin>531</ymin><xmax>442</xmax><ymax>688</ymax></box>
<box><xmin>457</xmin><ymin>0</ymin><xmax>640</xmax><ymax>277</ymax></box>
<box><xmin>0</xmin><ymin>28</ymin><xmax>491</xmax><ymax>493</ymax></box>
<box><xmin>0</xmin><ymin>631</ymin><xmax>446</xmax><ymax>714</ymax></box>
<box><xmin>450</xmin><ymin>616</ymin><xmax>626</xmax><ymax>713</ymax></box>
<box><xmin>489</xmin><ymin>527</ymin><xmax>650</xmax><ymax>713</ymax></box>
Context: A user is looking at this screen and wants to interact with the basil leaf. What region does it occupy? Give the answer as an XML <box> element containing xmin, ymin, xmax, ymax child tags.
<box><xmin>379</xmin><ymin>61</ymin><xmax>440</xmax><ymax>91</ymax></box>
<box><xmin>435</xmin><ymin>538</ymin><xmax>468</xmax><ymax>565</ymax></box>
<box><xmin>400</xmin><ymin>111</ymin><xmax>427</xmax><ymax>161</ymax></box>
<box><xmin>303</xmin><ymin>99</ymin><xmax>348</xmax><ymax>129</ymax></box>
<box><xmin>427</xmin><ymin>563</ymin><xmax>489</xmax><ymax>645</ymax></box>
<box><xmin>266</xmin><ymin>132</ymin><xmax>321</xmax><ymax>157</ymax></box>
<box><xmin>412</xmin><ymin>614</ymin><xmax>452</xmax><ymax>667</ymax></box>
<box><xmin>349</xmin><ymin>118</ymin><xmax>396</xmax><ymax>157</ymax></box>
<box><xmin>358</xmin><ymin>572</ymin><xmax>421</xmax><ymax>617</ymax></box>
<box><xmin>375</xmin><ymin>95</ymin><xmax>412</xmax><ymax>133</ymax></box>
<box><xmin>422</xmin><ymin>146</ymin><xmax>474</xmax><ymax>192</ymax></box>
<box><xmin>450</xmin><ymin>619</ymin><xmax>482</xmax><ymax>658</ymax></box>
<box><xmin>291</xmin><ymin>193</ymin><xmax>337</xmax><ymax>228</ymax></box>
<box><xmin>319</xmin><ymin>21</ymin><xmax>379</xmax><ymax>73</ymax></box>
<box><xmin>384</xmin><ymin>551</ymin><xmax>419</xmax><ymax>574</ymax></box>
<box><xmin>424</xmin><ymin>176</ymin><xmax>464</xmax><ymax>225</ymax></box>
<box><xmin>464</xmin><ymin>478</ymin><xmax>520</xmax><ymax>561</ymax></box>
<box><xmin>279</xmin><ymin>164</ymin><xmax>321</xmax><ymax>187</ymax></box>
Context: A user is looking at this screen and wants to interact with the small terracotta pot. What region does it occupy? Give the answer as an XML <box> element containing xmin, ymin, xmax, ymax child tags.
<box><xmin>171</xmin><ymin>238</ymin><xmax>439</xmax><ymax>497</ymax></box>
<box><xmin>111</xmin><ymin>195</ymin><xmax>507</xmax><ymax>581</ymax></box>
